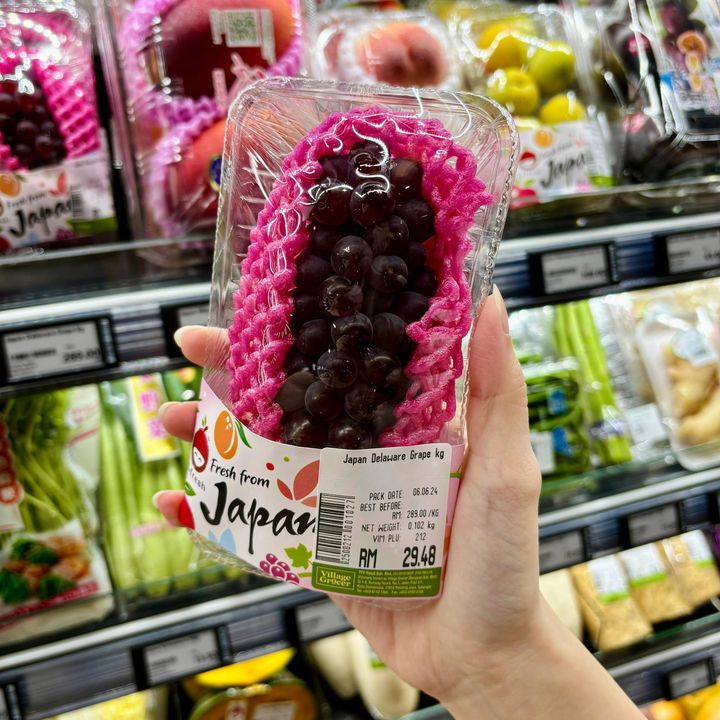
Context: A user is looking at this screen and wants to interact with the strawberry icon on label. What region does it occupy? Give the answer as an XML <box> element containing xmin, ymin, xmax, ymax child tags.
<box><xmin>192</xmin><ymin>418</ymin><xmax>209</xmax><ymax>472</ymax></box>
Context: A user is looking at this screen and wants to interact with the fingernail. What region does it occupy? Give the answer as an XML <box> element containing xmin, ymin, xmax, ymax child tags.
<box><xmin>151</xmin><ymin>491</ymin><xmax>164</xmax><ymax>510</ymax></box>
<box><xmin>173</xmin><ymin>326</ymin><xmax>190</xmax><ymax>347</ymax></box>
<box><xmin>157</xmin><ymin>401</ymin><xmax>175</xmax><ymax>421</ymax></box>
<box><xmin>493</xmin><ymin>285</ymin><xmax>510</xmax><ymax>336</ymax></box>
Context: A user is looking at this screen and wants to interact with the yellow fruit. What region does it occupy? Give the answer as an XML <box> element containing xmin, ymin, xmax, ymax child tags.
<box><xmin>477</xmin><ymin>18</ymin><xmax>537</xmax><ymax>71</ymax></box>
<box><xmin>486</xmin><ymin>68</ymin><xmax>540</xmax><ymax>116</ymax></box>
<box><xmin>539</xmin><ymin>92</ymin><xmax>587</xmax><ymax>123</ymax></box>
<box><xmin>697</xmin><ymin>693</ymin><xmax>720</xmax><ymax>720</ymax></box>
<box><xmin>527</xmin><ymin>40</ymin><xmax>576</xmax><ymax>95</ymax></box>
<box><xmin>647</xmin><ymin>700</ymin><xmax>686</xmax><ymax>720</ymax></box>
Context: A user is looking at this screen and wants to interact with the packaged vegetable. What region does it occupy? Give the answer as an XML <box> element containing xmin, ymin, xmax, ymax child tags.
<box><xmin>50</xmin><ymin>688</ymin><xmax>167</xmax><ymax>720</ymax></box>
<box><xmin>0</xmin><ymin>387</ymin><xmax>113</xmax><ymax>644</ymax></box>
<box><xmin>659</xmin><ymin>531</ymin><xmax>720</xmax><ymax>608</ymax></box>
<box><xmin>570</xmin><ymin>555</ymin><xmax>652</xmax><ymax>652</ymax></box>
<box><xmin>179</xmin><ymin>77</ymin><xmax>517</xmax><ymax>601</ymax></box>
<box><xmin>0</xmin><ymin>0</ymin><xmax>116</xmax><ymax>251</ymax></box>
<box><xmin>618</xmin><ymin>543</ymin><xmax>693</xmax><ymax>623</ymax></box>
<box><xmin>539</xmin><ymin>569</ymin><xmax>583</xmax><ymax>638</ymax></box>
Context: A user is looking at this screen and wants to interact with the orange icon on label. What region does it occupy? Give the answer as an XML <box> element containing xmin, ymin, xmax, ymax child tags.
<box><xmin>534</xmin><ymin>128</ymin><xmax>554</xmax><ymax>148</ymax></box>
<box><xmin>0</xmin><ymin>173</ymin><xmax>21</xmax><ymax>197</ymax></box>
<box><xmin>214</xmin><ymin>410</ymin><xmax>239</xmax><ymax>460</ymax></box>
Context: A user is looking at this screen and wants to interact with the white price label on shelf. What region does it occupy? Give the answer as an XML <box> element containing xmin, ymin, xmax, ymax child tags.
<box><xmin>144</xmin><ymin>630</ymin><xmax>220</xmax><ymax>685</ymax></box>
<box><xmin>666</xmin><ymin>230</ymin><xmax>720</xmax><ymax>274</ymax></box>
<box><xmin>177</xmin><ymin>303</ymin><xmax>209</xmax><ymax>328</ymax></box>
<box><xmin>539</xmin><ymin>530</ymin><xmax>585</xmax><ymax>574</ymax></box>
<box><xmin>668</xmin><ymin>660</ymin><xmax>714</xmax><ymax>698</ymax></box>
<box><xmin>540</xmin><ymin>245</ymin><xmax>612</xmax><ymax>294</ymax></box>
<box><xmin>2</xmin><ymin>319</ymin><xmax>111</xmax><ymax>382</ymax></box>
<box><xmin>624</xmin><ymin>404</ymin><xmax>668</xmax><ymax>446</ymax></box>
<box><xmin>296</xmin><ymin>600</ymin><xmax>350</xmax><ymax>643</ymax></box>
<box><xmin>530</xmin><ymin>431</ymin><xmax>555</xmax><ymax>475</ymax></box>
<box><xmin>627</xmin><ymin>504</ymin><xmax>680</xmax><ymax>546</ymax></box>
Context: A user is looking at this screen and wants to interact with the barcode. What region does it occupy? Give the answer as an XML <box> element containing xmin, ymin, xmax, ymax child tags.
<box><xmin>316</xmin><ymin>493</ymin><xmax>354</xmax><ymax>565</ymax></box>
<box><xmin>70</xmin><ymin>190</ymin><xmax>86</xmax><ymax>221</ymax></box>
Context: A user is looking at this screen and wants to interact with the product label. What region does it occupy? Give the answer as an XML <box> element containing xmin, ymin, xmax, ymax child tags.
<box><xmin>620</xmin><ymin>544</ymin><xmax>667</xmax><ymax>586</ymax></box>
<box><xmin>0</xmin><ymin>147</ymin><xmax>115</xmax><ymax>249</ymax></box>
<box><xmin>512</xmin><ymin>121</ymin><xmax>613</xmax><ymax>207</ymax></box>
<box><xmin>539</xmin><ymin>245</ymin><xmax>614</xmax><ymax>295</ymax></box>
<box><xmin>530</xmin><ymin>431</ymin><xmax>555</xmax><ymax>474</ymax></box>
<box><xmin>183</xmin><ymin>381</ymin><xmax>463</xmax><ymax>598</ymax></box>
<box><xmin>226</xmin><ymin>702</ymin><xmax>247</xmax><ymax>720</ymax></box>
<box><xmin>665</xmin><ymin>230</ymin><xmax>720</xmax><ymax>274</ymax></box>
<box><xmin>539</xmin><ymin>530</ymin><xmax>585</xmax><ymax>574</ymax></box>
<box><xmin>209</xmin><ymin>8</ymin><xmax>276</xmax><ymax>63</ymax></box>
<box><xmin>624</xmin><ymin>403</ymin><xmax>668</xmax><ymax>447</ymax></box>
<box><xmin>311</xmin><ymin>444</ymin><xmax>450</xmax><ymax>597</ymax></box>
<box><xmin>627</xmin><ymin>504</ymin><xmax>681</xmax><ymax>546</ymax></box>
<box><xmin>671</xmin><ymin>328</ymin><xmax>718</xmax><ymax>367</ymax></box>
<box><xmin>128</xmin><ymin>375</ymin><xmax>180</xmax><ymax>462</ymax></box>
<box><xmin>253</xmin><ymin>703</ymin><xmax>296</xmax><ymax>720</ymax></box>
<box><xmin>682</xmin><ymin>529</ymin><xmax>715</xmax><ymax>567</ymax></box>
<box><xmin>0</xmin><ymin>420</ymin><xmax>22</xmax><ymax>533</ymax></box>
<box><xmin>1</xmin><ymin>319</ymin><xmax>110</xmax><ymax>382</ymax></box>
<box><xmin>588</xmin><ymin>555</ymin><xmax>630</xmax><ymax>603</ymax></box>
<box><xmin>0</xmin><ymin>521</ymin><xmax>111</xmax><ymax>628</ymax></box>
<box><xmin>144</xmin><ymin>630</ymin><xmax>220</xmax><ymax>685</ymax></box>
<box><xmin>667</xmin><ymin>660</ymin><xmax>714</xmax><ymax>698</ymax></box>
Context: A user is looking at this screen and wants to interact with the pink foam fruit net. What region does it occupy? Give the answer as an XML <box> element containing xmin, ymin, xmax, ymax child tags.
<box><xmin>228</xmin><ymin>105</ymin><xmax>493</xmax><ymax>447</ymax></box>
<box><xmin>0</xmin><ymin>10</ymin><xmax>100</xmax><ymax>171</ymax></box>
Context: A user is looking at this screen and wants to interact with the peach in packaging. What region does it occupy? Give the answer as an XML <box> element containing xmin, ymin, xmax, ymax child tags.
<box><xmin>178</xmin><ymin>78</ymin><xmax>517</xmax><ymax>600</ymax></box>
<box><xmin>97</xmin><ymin>0</ymin><xmax>304</xmax><ymax>238</ymax></box>
<box><xmin>0</xmin><ymin>1</ymin><xmax>116</xmax><ymax>251</ymax></box>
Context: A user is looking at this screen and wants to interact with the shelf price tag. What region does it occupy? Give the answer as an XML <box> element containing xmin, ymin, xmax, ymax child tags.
<box><xmin>161</xmin><ymin>302</ymin><xmax>209</xmax><ymax>358</ymax></box>
<box><xmin>539</xmin><ymin>530</ymin><xmax>586</xmax><ymax>574</ymax></box>
<box><xmin>0</xmin><ymin>317</ymin><xmax>116</xmax><ymax>384</ymax></box>
<box><xmin>626</xmin><ymin>503</ymin><xmax>681</xmax><ymax>546</ymax></box>
<box><xmin>296</xmin><ymin>600</ymin><xmax>351</xmax><ymax>643</ymax></box>
<box><xmin>662</xmin><ymin>230</ymin><xmax>720</xmax><ymax>275</ymax></box>
<box><xmin>667</xmin><ymin>660</ymin><xmax>714</xmax><ymax>698</ymax></box>
<box><xmin>143</xmin><ymin>630</ymin><xmax>220</xmax><ymax>686</ymax></box>
<box><xmin>530</xmin><ymin>243</ymin><xmax>618</xmax><ymax>296</ymax></box>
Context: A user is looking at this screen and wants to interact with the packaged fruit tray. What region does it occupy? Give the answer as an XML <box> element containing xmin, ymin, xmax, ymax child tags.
<box><xmin>97</xmin><ymin>0</ymin><xmax>304</xmax><ymax>241</ymax></box>
<box><xmin>311</xmin><ymin>8</ymin><xmax>460</xmax><ymax>90</ymax></box>
<box><xmin>450</xmin><ymin>3</ymin><xmax>615</xmax><ymax>210</ymax></box>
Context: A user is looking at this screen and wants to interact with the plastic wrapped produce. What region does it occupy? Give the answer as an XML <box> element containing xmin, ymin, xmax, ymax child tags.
<box><xmin>450</xmin><ymin>3</ymin><xmax>614</xmax><ymax>208</ymax></box>
<box><xmin>0</xmin><ymin>387</ymin><xmax>113</xmax><ymax>644</ymax></box>
<box><xmin>312</xmin><ymin>9</ymin><xmax>459</xmax><ymax>89</ymax></box>
<box><xmin>177</xmin><ymin>77</ymin><xmax>517</xmax><ymax>602</ymax></box>
<box><xmin>97</xmin><ymin>0</ymin><xmax>304</xmax><ymax>238</ymax></box>
<box><xmin>0</xmin><ymin>0</ymin><xmax>116</xmax><ymax>251</ymax></box>
<box><xmin>659</xmin><ymin>530</ymin><xmax>720</xmax><ymax>608</ymax></box>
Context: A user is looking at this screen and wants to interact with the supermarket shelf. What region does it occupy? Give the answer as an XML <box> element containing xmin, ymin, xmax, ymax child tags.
<box><xmin>538</xmin><ymin>462</ymin><xmax>720</xmax><ymax>573</ymax></box>
<box><xmin>0</xmin><ymin>584</ymin><xmax>350</xmax><ymax>720</ymax></box>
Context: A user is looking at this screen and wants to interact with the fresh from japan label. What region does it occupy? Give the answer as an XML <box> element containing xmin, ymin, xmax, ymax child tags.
<box><xmin>183</xmin><ymin>381</ymin><xmax>461</xmax><ymax>598</ymax></box>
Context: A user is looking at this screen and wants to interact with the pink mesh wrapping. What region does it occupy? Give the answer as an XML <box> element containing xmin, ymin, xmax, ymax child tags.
<box><xmin>228</xmin><ymin>106</ymin><xmax>492</xmax><ymax>446</ymax></box>
<box><xmin>0</xmin><ymin>8</ymin><xmax>100</xmax><ymax>162</ymax></box>
<box><xmin>119</xmin><ymin>0</ymin><xmax>303</xmax><ymax>127</ymax></box>
<box><xmin>147</xmin><ymin>99</ymin><xmax>224</xmax><ymax>236</ymax></box>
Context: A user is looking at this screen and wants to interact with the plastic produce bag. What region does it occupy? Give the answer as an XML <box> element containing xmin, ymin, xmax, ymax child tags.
<box><xmin>659</xmin><ymin>530</ymin><xmax>720</xmax><ymax>608</ymax></box>
<box><xmin>0</xmin><ymin>0</ymin><xmax>116</xmax><ymax>251</ymax></box>
<box><xmin>0</xmin><ymin>387</ymin><xmax>113</xmax><ymax>644</ymax></box>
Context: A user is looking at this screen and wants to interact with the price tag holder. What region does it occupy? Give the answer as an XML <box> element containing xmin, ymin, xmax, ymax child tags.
<box><xmin>0</xmin><ymin>684</ymin><xmax>22</xmax><ymax>720</ymax></box>
<box><xmin>539</xmin><ymin>530</ymin><xmax>587</xmax><ymax>574</ymax></box>
<box><xmin>139</xmin><ymin>630</ymin><xmax>220</xmax><ymax>687</ymax></box>
<box><xmin>161</xmin><ymin>301</ymin><xmax>209</xmax><ymax>358</ymax></box>
<box><xmin>0</xmin><ymin>317</ymin><xmax>116</xmax><ymax>384</ymax></box>
<box><xmin>625</xmin><ymin>503</ymin><xmax>681</xmax><ymax>546</ymax></box>
<box><xmin>657</xmin><ymin>229</ymin><xmax>720</xmax><ymax>276</ymax></box>
<box><xmin>666</xmin><ymin>659</ymin><xmax>715</xmax><ymax>699</ymax></box>
<box><xmin>296</xmin><ymin>600</ymin><xmax>351</xmax><ymax>643</ymax></box>
<box><xmin>529</xmin><ymin>243</ymin><xmax>619</xmax><ymax>296</ymax></box>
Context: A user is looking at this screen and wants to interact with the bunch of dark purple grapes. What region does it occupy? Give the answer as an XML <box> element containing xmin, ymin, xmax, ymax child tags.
<box><xmin>0</xmin><ymin>74</ymin><xmax>67</xmax><ymax>170</ymax></box>
<box><xmin>275</xmin><ymin>139</ymin><xmax>439</xmax><ymax>450</ymax></box>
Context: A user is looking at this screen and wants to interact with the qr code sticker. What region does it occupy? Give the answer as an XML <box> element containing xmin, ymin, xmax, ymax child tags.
<box><xmin>224</xmin><ymin>10</ymin><xmax>260</xmax><ymax>47</ymax></box>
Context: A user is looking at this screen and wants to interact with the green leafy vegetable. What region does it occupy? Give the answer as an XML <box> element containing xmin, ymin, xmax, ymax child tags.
<box><xmin>0</xmin><ymin>570</ymin><xmax>31</xmax><ymax>604</ymax></box>
<box><xmin>37</xmin><ymin>574</ymin><xmax>75</xmax><ymax>600</ymax></box>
